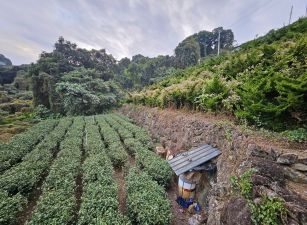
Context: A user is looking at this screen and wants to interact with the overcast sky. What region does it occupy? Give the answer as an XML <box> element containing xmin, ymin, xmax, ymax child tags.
<box><xmin>0</xmin><ymin>0</ymin><xmax>306</xmax><ymax>65</ymax></box>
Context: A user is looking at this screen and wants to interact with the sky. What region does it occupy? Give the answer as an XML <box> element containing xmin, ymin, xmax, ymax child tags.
<box><xmin>0</xmin><ymin>0</ymin><xmax>306</xmax><ymax>65</ymax></box>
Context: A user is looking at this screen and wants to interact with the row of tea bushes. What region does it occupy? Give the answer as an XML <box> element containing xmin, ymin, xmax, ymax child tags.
<box><xmin>96</xmin><ymin>115</ymin><xmax>128</xmax><ymax>168</ymax></box>
<box><xmin>0</xmin><ymin>119</ymin><xmax>58</xmax><ymax>173</ymax></box>
<box><xmin>78</xmin><ymin>116</ymin><xmax>130</xmax><ymax>224</ymax></box>
<box><xmin>27</xmin><ymin>117</ymin><xmax>85</xmax><ymax>225</ymax></box>
<box><xmin>0</xmin><ymin>118</ymin><xmax>73</xmax><ymax>225</ymax></box>
<box><xmin>112</xmin><ymin>113</ymin><xmax>154</xmax><ymax>150</ymax></box>
<box><xmin>111</xmin><ymin>114</ymin><xmax>173</xmax><ymax>187</ymax></box>
<box><xmin>126</xmin><ymin>168</ymin><xmax>172</xmax><ymax>225</ymax></box>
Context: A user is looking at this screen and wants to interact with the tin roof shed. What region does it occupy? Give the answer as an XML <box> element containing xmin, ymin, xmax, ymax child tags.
<box><xmin>168</xmin><ymin>144</ymin><xmax>221</xmax><ymax>175</ymax></box>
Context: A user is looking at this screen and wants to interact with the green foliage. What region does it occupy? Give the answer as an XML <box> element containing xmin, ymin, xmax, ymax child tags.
<box><xmin>96</xmin><ymin>116</ymin><xmax>128</xmax><ymax>168</ymax></box>
<box><xmin>56</xmin><ymin>67</ymin><xmax>123</xmax><ymax>116</ymax></box>
<box><xmin>130</xmin><ymin>18</ymin><xmax>307</xmax><ymax>132</ymax></box>
<box><xmin>250</xmin><ymin>196</ymin><xmax>287</xmax><ymax>225</ymax></box>
<box><xmin>0</xmin><ymin>190</ymin><xmax>26</xmax><ymax>225</ymax></box>
<box><xmin>281</xmin><ymin>128</ymin><xmax>307</xmax><ymax>142</ymax></box>
<box><xmin>230</xmin><ymin>169</ymin><xmax>255</xmax><ymax>200</ymax></box>
<box><xmin>196</xmin><ymin>76</ymin><xmax>229</xmax><ymax>111</ymax></box>
<box><xmin>27</xmin><ymin>117</ymin><xmax>84</xmax><ymax>225</ymax></box>
<box><xmin>0</xmin><ymin>119</ymin><xmax>58</xmax><ymax>172</ymax></box>
<box><xmin>230</xmin><ymin>169</ymin><xmax>287</xmax><ymax>225</ymax></box>
<box><xmin>126</xmin><ymin>168</ymin><xmax>172</xmax><ymax>225</ymax></box>
<box><xmin>0</xmin><ymin>113</ymin><xmax>172</xmax><ymax>224</ymax></box>
<box><xmin>34</xmin><ymin>104</ymin><xmax>60</xmax><ymax>119</ymax></box>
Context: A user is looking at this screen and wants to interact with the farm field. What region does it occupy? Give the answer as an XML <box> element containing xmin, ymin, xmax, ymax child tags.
<box><xmin>0</xmin><ymin>113</ymin><xmax>173</xmax><ymax>225</ymax></box>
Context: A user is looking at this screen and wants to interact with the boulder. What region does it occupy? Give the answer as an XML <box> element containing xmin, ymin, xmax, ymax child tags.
<box><xmin>251</xmin><ymin>174</ymin><xmax>272</xmax><ymax>186</ymax></box>
<box><xmin>292</xmin><ymin>163</ymin><xmax>307</xmax><ymax>172</ymax></box>
<box><xmin>277</xmin><ymin>153</ymin><xmax>298</xmax><ymax>165</ymax></box>
<box><xmin>251</xmin><ymin>158</ymin><xmax>284</xmax><ymax>183</ymax></box>
<box><xmin>250</xmin><ymin>147</ymin><xmax>269</xmax><ymax>158</ymax></box>
<box><xmin>220</xmin><ymin>197</ymin><xmax>252</xmax><ymax>225</ymax></box>
<box><xmin>283</xmin><ymin>167</ymin><xmax>307</xmax><ymax>184</ymax></box>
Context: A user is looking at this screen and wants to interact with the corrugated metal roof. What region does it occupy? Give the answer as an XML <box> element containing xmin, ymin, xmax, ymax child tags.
<box><xmin>168</xmin><ymin>144</ymin><xmax>221</xmax><ymax>175</ymax></box>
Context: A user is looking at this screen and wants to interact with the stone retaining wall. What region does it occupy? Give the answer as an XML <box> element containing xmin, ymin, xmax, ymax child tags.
<box><xmin>119</xmin><ymin>105</ymin><xmax>307</xmax><ymax>225</ymax></box>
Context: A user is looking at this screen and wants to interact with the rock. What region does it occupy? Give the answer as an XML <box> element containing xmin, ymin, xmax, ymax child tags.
<box><xmin>298</xmin><ymin>158</ymin><xmax>307</xmax><ymax>165</ymax></box>
<box><xmin>253</xmin><ymin>185</ymin><xmax>279</xmax><ymax>198</ymax></box>
<box><xmin>286</xmin><ymin>202</ymin><xmax>307</xmax><ymax>225</ymax></box>
<box><xmin>283</xmin><ymin>167</ymin><xmax>307</xmax><ymax>184</ymax></box>
<box><xmin>188</xmin><ymin>214</ymin><xmax>202</xmax><ymax>225</ymax></box>
<box><xmin>270</xmin><ymin>184</ymin><xmax>307</xmax><ymax>209</ymax></box>
<box><xmin>251</xmin><ymin>158</ymin><xmax>284</xmax><ymax>183</ymax></box>
<box><xmin>220</xmin><ymin>197</ymin><xmax>252</xmax><ymax>225</ymax></box>
<box><xmin>287</xmin><ymin>218</ymin><xmax>300</xmax><ymax>225</ymax></box>
<box><xmin>249</xmin><ymin>144</ymin><xmax>269</xmax><ymax>158</ymax></box>
<box><xmin>251</xmin><ymin>174</ymin><xmax>272</xmax><ymax>186</ymax></box>
<box><xmin>292</xmin><ymin>163</ymin><xmax>307</xmax><ymax>172</ymax></box>
<box><xmin>277</xmin><ymin>153</ymin><xmax>298</xmax><ymax>165</ymax></box>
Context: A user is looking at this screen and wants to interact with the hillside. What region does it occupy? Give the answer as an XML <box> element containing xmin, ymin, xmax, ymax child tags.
<box><xmin>130</xmin><ymin>18</ymin><xmax>307</xmax><ymax>134</ymax></box>
<box><xmin>0</xmin><ymin>54</ymin><xmax>12</xmax><ymax>66</ymax></box>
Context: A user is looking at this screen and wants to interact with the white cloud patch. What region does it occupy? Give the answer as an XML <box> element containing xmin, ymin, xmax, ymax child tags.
<box><xmin>0</xmin><ymin>0</ymin><xmax>306</xmax><ymax>65</ymax></box>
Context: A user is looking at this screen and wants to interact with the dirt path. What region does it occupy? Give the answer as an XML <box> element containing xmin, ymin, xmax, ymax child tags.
<box><xmin>114</xmin><ymin>168</ymin><xmax>127</xmax><ymax>214</ymax></box>
<box><xmin>73</xmin><ymin>124</ymin><xmax>86</xmax><ymax>224</ymax></box>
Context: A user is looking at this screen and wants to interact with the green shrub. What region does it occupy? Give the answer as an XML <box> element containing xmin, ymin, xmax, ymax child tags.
<box><xmin>250</xmin><ymin>196</ymin><xmax>287</xmax><ymax>225</ymax></box>
<box><xmin>126</xmin><ymin>168</ymin><xmax>172</xmax><ymax>225</ymax></box>
<box><xmin>282</xmin><ymin>128</ymin><xmax>307</xmax><ymax>142</ymax></box>
<box><xmin>0</xmin><ymin>190</ymin><xmax>26</xmax><ymax>225</ymax></box>
<box><xmin>195</xmin><ymin>75</ymin><xmax>229</xmax><ymax>111</ymax></box>
<box><xmin>230</xmin><ymin>169</ymin><xmax>287</xmax><ymax>225</ymax></box>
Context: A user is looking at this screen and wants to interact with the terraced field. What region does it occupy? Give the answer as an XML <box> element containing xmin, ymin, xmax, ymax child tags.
<box><xmin>0</xmin><ymin>113</ymin><xmax>173</xmax><ymax>225</ymax></box>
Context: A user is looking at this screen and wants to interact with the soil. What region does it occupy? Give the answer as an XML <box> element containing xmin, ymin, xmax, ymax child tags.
<box><xmin>114</xmin><ymin>168</ymin><xmax>127</xmax><ymax>214</ymax></box>
<box><xmin>73</xmin><ymin>125</ymin><xmax>86</xmax><ymax>224</ymax></box>
<box><xmin>17</xmin><ymin>171</ymin><xmax>48</xmax><ymax>225</ymax></box>
<box><xmin>286</xmin><ymin>181</ymin><xmax>307</xmax><ymax>200</ymax></box>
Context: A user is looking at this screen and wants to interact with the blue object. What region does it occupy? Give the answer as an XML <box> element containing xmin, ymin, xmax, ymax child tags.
<box><xmin>176</xmin><ymin>196</ymin><xmax>193</xmax><ymax>208</ymax></box>
<box><xmin>194</xmin><ymin>203</ymin><xmax>201</xmax><ymax>213</ymax></box>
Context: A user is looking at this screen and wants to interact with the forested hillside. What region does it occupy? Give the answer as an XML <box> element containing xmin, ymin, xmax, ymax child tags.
<box><xmin>130</xmin><ymin>18</ymin><xmax>307</xmax><ymax>134</ymax></box>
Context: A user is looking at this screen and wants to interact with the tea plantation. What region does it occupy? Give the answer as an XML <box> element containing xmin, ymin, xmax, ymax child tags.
<box><xmin>0</xmin><ymin>113</ymin><xmax>173</xmax><ymax>225</ymax></box>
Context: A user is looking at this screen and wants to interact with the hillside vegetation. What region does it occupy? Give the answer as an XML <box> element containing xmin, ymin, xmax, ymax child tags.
<box><xmin>130</xmin><ymin>18</ymin><xmax>307</xmax><ymax>133</ymax></box>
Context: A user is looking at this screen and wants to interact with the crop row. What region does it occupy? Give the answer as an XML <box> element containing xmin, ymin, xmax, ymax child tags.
<box><xmin>96</xmin><ymin>115</ymin><xmax>128</xmax><ymax>168</ymax></box>
<box><xmin>0</xmin><ymin>118</ymin><xmax>73</xmax><ymax>225</ymax></box>
<box><xmin>78</xmin><ymin>116</ymin><xmax>130</xmax><ymax>225</ymax></box>
<box><xmin>26</xmin><ymin>117</ymin><xmax>85</xmax><ymax>225</ymax></box>
<box><xmin>107</xmin><ymin>114</ymin><xmax>173</xmax><ymax>187</ymax></box>
<box><xmin>0</xmin><ymin>119</ymin><xmax>58</xmax><ymax>173</ymax></box>
<box><xmin>111</xmin><ymin>113</ymin><xmax>154</xmax><ymax>150</ymax></box>
<box><xmin>126</xmin><ymin>168</ymin><xmax>172</xmax><ymax>225</ymax></box>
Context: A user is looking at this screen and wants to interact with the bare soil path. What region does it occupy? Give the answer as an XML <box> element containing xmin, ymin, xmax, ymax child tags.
<box><xmin>114</xmin><ymin>168</ymin><xmax>127</xmax><ymax>214</ymax></box>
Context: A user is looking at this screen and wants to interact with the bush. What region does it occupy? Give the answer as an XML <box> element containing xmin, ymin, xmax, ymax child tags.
<box><xmin>195</xmin><ymin>75</ymin><xmax>229</xmax><ymax>111</ymax></box>
<box><xmin>0</xmin><ymin>190</ymin><xmax>26</xmax><ymax>225</ymax></box>
<box><xmin>282</xmin><ymin>128</ymin><xmax>307</xmax><ymax>142</ymax></box>
<box><xmin>126</xmin><ymin>168</ymin><xmax>172</xmax><ymax>225</ymax></box>
<box><xmin>230</xmin><ymin>169</ymin><xmax>287</xmax><ymax>225</ymax></box>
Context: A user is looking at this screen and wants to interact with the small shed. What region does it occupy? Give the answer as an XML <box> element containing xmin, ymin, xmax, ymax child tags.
<box><xmin>168</xmin><ymin>144</ymin><xmax>221</xmax><ymax>176</ymax></box>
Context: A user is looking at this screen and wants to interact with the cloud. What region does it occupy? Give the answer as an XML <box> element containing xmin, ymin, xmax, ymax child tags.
<box><xmin>0</xmin><ymin>0</ymin><xmax>306</xmax><ymax>65</ymax></box>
